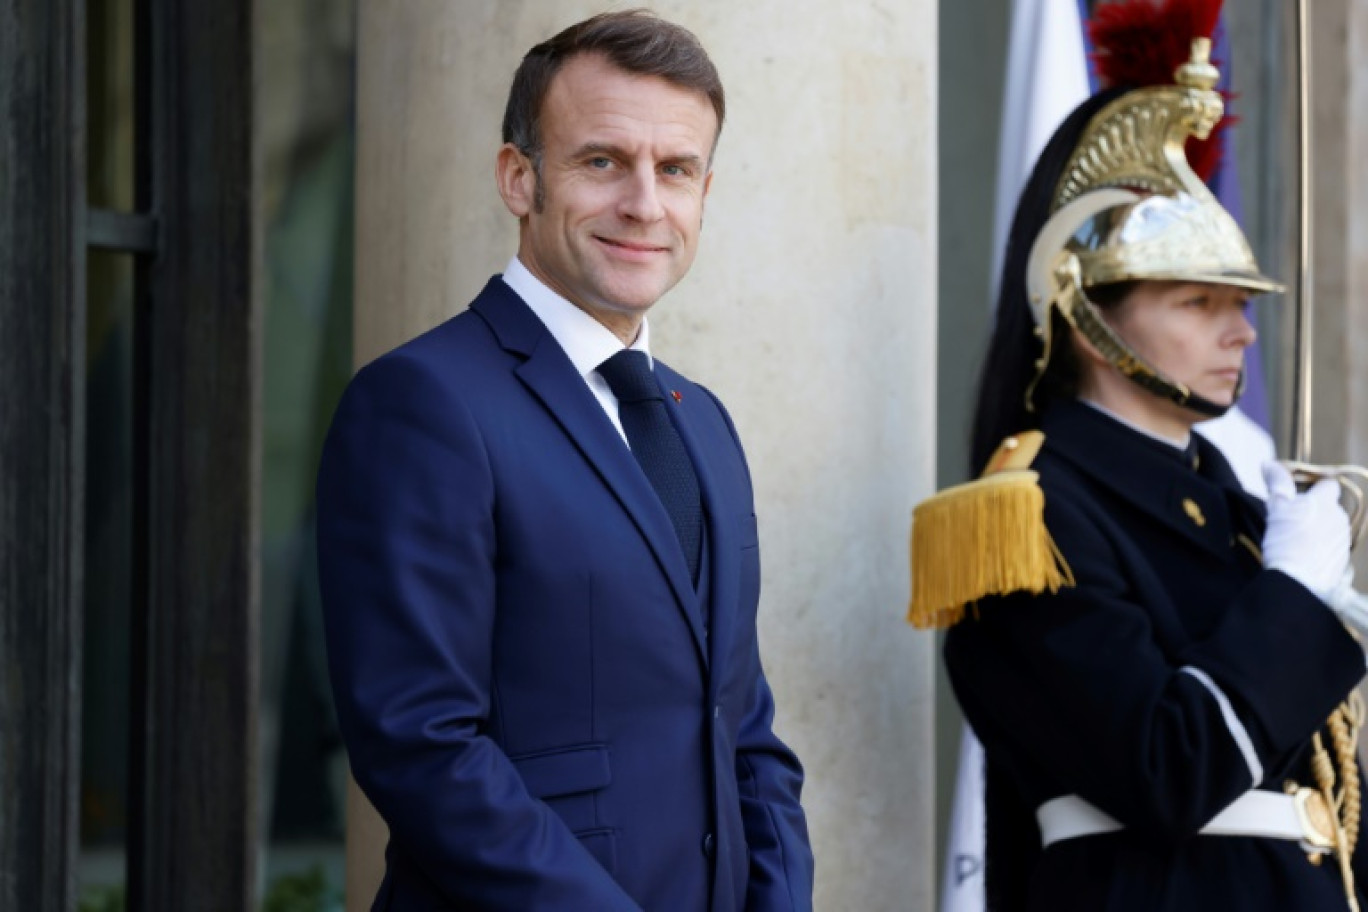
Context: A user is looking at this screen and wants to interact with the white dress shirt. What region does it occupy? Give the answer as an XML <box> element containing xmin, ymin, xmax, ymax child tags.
<box><xmin>501</xmin><ymin>256</ymin><xmax>650</xmax><ymax>445</ymax></box>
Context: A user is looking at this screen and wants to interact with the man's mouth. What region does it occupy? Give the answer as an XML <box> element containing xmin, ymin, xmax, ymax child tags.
<box><xmin>597</xmin><ymin>236</ymin><xmax>668</xmax><ymax>255</ymax></box>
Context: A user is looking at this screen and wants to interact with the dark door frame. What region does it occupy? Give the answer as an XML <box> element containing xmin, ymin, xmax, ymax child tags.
<box><xmin>0</xmin><ymin>0</ymin><xmax>259</xmax><ymax>908</ymax></box>
<box><xmin>0</xmin><ymin>1</ymin><xmax>85</xmax><ymax>906</ymax></box>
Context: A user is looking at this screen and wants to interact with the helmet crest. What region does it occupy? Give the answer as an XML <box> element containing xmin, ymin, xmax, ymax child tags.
<box><xmin>1089</xmin><ymin>0</ymin><xmax>1229</xmax><ymax>182</ymax></box>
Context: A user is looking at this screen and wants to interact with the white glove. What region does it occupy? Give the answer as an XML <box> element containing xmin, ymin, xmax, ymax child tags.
<box><xmin>1261</xmin><ymin>460</ymin><xmax>1351</xmax><ymax>603</ymax></box>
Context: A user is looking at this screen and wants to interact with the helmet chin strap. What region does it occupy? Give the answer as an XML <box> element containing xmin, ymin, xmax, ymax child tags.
<box><xmin>1174</xmin><ymin>379</ymin><xmax>1238</xmax><ymax>419</ymax></box>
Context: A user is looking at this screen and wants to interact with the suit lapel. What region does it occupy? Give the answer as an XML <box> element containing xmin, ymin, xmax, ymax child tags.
<box><xmin>472</xmin><ymin>281</ymin><xmax>708</xmax><ymax>665</ymax></box>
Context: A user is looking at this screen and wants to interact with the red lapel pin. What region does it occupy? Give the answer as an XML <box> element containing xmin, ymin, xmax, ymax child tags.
<box><xmin>671</xmin><ymin>390</ymin><xmax>683</xmax><ymax>403</ymax></box>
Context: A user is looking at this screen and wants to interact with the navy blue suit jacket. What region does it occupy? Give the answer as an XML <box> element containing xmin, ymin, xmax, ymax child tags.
<box><xmin>317</xmin><ymin>277</ymin><xmax>813</xmax><ymax>911</ymax></box>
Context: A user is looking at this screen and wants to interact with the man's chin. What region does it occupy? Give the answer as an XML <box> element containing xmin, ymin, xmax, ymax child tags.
<box><xmin>594</xmin><ymin>281</ymin><xmax>674</xmax><ymax>315</ymax></box>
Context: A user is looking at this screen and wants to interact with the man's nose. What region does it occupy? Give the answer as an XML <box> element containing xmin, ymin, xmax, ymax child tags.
<box><xmin>618</xmin><ymin>167</ymin><xmax>665</xmax><ymax>222</ymax></box>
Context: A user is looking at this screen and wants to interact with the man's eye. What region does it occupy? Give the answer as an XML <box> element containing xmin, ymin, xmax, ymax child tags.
<box><xmin>589</xmin><ymin>157</ymin><xmax>612</xmax><ymax>169</ymax></box>
<box><xmin>662</xmin><ymin>164</ymin><xmax>684</xmax><ymax>177</ymax></box>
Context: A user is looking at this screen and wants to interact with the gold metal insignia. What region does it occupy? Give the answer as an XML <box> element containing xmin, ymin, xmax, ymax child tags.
<box><xmin>1181</xmin><ymin>498</ymin><xmax>1206</xmax><ymax>527</ymax></box>
<box><xmin>1235</xmin><ymin>533</ymin><xmax>1263</xmax><ymax>563</ymax></box>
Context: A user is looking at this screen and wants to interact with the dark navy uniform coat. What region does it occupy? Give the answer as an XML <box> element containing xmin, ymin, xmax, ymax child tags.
<box><xmin>317</xmin><ymin>278</ymin><xmax>813</xmax><ymax>911</ymax></box>
<box><xmin>945</xmin><ymin>400</ymin><xmax>1367</xmax><ymax>911</ymax></box>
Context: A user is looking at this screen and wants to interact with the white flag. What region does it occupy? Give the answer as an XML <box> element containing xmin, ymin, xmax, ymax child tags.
<box><xmin>1195</xmin><ymin>407</ymin><xmax>1277</xmax><ymax>500</ymax></box>
<box><xmin>940</xmin><ymin>727</ymin><xmax>988</xmax><ymax>911</ymax></box>
<box><xmin>988</xmin><ymin>0</ymin><xmax>1091</xmax><ymax>299</ymax></box>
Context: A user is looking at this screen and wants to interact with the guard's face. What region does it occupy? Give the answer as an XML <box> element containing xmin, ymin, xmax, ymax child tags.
<box><xmin>497</xmin><ymin>54</ymin><xmax>716</xmax><ymax>340</ymax></box>
<box><xmin>1107</xmin><ymin>280</ymin><xmax>1257</xmax><ymax>409</ymax></box>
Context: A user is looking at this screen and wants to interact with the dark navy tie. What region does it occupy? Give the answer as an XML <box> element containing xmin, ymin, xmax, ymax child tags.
<box><xmin>598</xmin><ymin>350</ymin><xmax>703</xmax><ymax>583</ymax></box>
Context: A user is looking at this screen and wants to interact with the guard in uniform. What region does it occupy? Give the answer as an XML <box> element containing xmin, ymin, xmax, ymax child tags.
<box><xmin>910</xmin><ymin>15</ymin><xmax>1368</xmax><ymax>912</ymax></box>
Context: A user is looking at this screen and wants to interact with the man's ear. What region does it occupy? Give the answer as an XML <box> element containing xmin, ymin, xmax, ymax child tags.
<box><xmin>694</xmin><ymin>171</ymin><xmax>713</xmax><ymax>230</ymax></box>
<box><xmin>496</xmin><ymin>143</ymin><xmax>535</xmax><ymax>218</ymax></box>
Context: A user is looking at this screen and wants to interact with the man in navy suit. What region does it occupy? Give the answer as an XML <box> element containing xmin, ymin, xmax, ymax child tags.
<box><xmin>317</xmin><ymin>11</ymin><xmax>814</xmax><ymax>910</ymax></box>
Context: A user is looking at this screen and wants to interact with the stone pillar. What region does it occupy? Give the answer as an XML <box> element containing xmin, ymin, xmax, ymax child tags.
<box><xmin>1350</xmin><ymin>4</ymin><xmax>1368</xmax><ymax>476</ymax></box>
<box><xmin>1308</xmin><ymin>0</ymin><xmax>1353</xmax><ymax>465</ymax></box>
<box><xmin>350</xmin><ymin>2</ymin><xmax>939</xmax><ymax>908</ymax></box>
<box><xmin>1307</xmin><ymin>0</ymin><xmax>1368</xmax><ymax>576</ymax></box>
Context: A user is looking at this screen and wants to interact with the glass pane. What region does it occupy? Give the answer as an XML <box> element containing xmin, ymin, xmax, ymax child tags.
<box><xmin>258</xmin><ymin>2</ymin><xmax>356</xmax><ymax>904</ymax></box>
<box><xmin>87</xmin><ymin>0</ymin><xmax>135</xmax><ymax>212</ymax></box>
<box><xmin>79</xmin><ymin>248</ymin><xmax>134</xmax><ymax>910</ymax></box>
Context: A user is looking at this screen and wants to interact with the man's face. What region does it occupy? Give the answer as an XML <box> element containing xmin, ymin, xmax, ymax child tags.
<box><xmin>497</xmin><ymin>54</ymin><xmax>717</xmax><ymax>339</ymax></box>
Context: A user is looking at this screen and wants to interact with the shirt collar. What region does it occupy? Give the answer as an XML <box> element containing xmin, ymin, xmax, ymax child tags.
<box><xmin>501</xmin><ymin>256</ymin><xmax>651</xmax><ymax>377</ymax></box>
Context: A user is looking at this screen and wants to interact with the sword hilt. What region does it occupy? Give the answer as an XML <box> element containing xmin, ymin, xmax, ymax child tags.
<box><xmin>1282</xmin><ymin>461</ymin><xmax>1368</xmax><ymax>552</ymax></box>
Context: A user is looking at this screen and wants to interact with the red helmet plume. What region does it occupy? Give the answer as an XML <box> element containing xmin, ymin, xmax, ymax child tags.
<box><xmin>1088</xmin><ymin>0</ymin><xmax>1230</xmax><ymax>182</ymax></box>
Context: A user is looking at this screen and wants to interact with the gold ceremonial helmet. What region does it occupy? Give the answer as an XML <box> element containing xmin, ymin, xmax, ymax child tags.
<box><xmin>1024</xmin><ymin>38</ymin><xmax>1283</xmax><ymax>417</ymax></box>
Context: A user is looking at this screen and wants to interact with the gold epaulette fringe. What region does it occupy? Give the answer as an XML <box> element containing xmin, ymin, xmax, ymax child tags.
<box><xmin>906</xmin><ymin>431</ymin><xmax>1074</xmax><ymax>629</ymax></box>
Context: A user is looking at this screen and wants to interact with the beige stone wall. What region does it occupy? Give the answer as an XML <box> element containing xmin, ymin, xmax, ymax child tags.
<box><xmin>1347</xmin><ymin>2</ymin><xmax>1368</xmax><ymax>575</ymax></box>
<box><xmin>1308</xmin><ymin>0</ymin><xmax>1352</xmax><ymax>464</ymax></box>
<box><xmin>350</xmin><ymin>1</ymin><xmax>939</xmax><ymax>909</ymax></box>
<box><xmin>1307</xmin><ymin>1</ymin><xmax>1368</xmax><ymax>576</ymax></box>
<box><xmin>1345</xmin><ymin>3</ymin><xmax>1368</xmax><ymax>475</ymax></box>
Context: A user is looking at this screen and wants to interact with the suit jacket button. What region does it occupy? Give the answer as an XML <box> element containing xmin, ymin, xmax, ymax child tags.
<box><xmin>702</xmin><ymin>832</ymin><xmax>716</xmax><ymax>858</ymax></box>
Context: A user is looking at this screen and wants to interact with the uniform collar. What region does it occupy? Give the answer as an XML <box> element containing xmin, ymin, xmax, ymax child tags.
<box><xmin>1079</xmin><ymin>398</ymin><xmax>1192</xmax><ymax>453</ymax></box>
<box><xmin>1041</xmin><ymin>399</ymin><xmax>1250</xmax><ymax>559</ymax></box>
